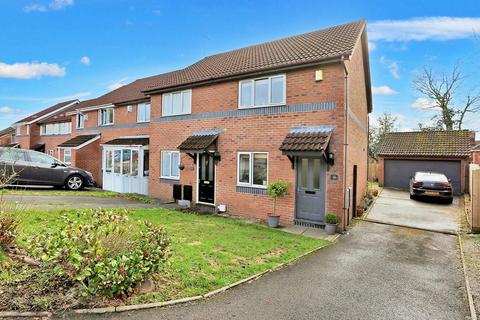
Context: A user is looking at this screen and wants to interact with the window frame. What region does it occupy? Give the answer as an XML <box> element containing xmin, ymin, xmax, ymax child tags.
<box><xmin>161</xmin><ymin>89</ymin><xmax>192</xmax><ymax>117</ymax></box>
<box><xmin>98</xmin><ymin>108</ymin><xmax>114</xmax><ymax>126</ymax></box>
<box><xmin>160</xmin><ymin>150</ymin><xmax>180</xmax><ymax>180</ymax></box>
<box><xmin>236</xmin><ymin>151</ymin><xmax>269</xmax><ymax>188</ymax></box>
<box><xmin>76</xmin><ymin>113</ymin><xmax>85</xmax><ymax>129</ymax></box>
<box><xmin>40</xmin><ymin>122</ymin><xmax>72</xmax><ymax>136</ymax></box>
<box><xmin>63</xmin><ymin>148</ymin><xmax>72</xmax><ymax>164</ymax></box>
<box><xmin>136</xmin><ymin>102</ymin><xmax>151</xmax><ymax>123</ymax></box>
<box><xmin>238</xmin><ymin>74</ymin><xmax>286</xmax><ymax>109</ymax></box>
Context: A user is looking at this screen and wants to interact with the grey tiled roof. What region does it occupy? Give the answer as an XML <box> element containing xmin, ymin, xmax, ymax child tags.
<box><xmin>178</xmin><ymin>134</ymin><xmax>218</xmax><ymax>151</ymax></box>
<box><xmin>280</xmin><ymin>131</ymin><xmax>332</xmax><ymax>152</ymax></box>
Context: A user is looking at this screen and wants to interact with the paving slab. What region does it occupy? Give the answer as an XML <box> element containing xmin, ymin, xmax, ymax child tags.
<box><xmin>367</xmin><ymin>188</ymin><xmax>459</xmax><ymax>233</ymax></box>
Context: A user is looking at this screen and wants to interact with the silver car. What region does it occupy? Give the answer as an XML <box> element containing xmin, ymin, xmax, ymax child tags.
<box><xmin>0</xmin><ymin>147</ymin><xmax>95</xmax><ymax>190</ymax></box>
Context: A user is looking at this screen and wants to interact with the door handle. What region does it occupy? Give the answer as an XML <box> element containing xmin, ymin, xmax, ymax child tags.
<box><xmin>305</xmin><ymin>190</ymin><xmax>316</xmax><ymax>194</ymax></box>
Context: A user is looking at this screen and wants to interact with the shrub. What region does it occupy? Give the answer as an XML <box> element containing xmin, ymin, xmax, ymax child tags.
<box><xmin>266</xmin><ymin>180</ymin><xmax>289</xmax><ymax>216</ymax></box>
<box><xmin>325</xmin><ymin>213</ymin><xmax>338</xmax><ymax>225</ymax></box>
<box><xmin>0</xmin><ymin>214</ymin><xmax>18</xmax><ymax>250</ymax></box>
<box><xmin>28</xmin><ymin>209</ymin><xmax>170</xmax><ymax>297</ymax></box>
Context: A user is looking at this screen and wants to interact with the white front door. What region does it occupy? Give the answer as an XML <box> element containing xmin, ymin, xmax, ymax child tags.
<box><xmin>102</xmin><ymin>146</ymin><xmax>149</xmax><ymax>195</ymax></box>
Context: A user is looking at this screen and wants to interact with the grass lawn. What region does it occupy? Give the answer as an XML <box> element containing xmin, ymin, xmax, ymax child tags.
<box><xmin>0</xmin><ymin>207</ymin><xmax>328</xmax><ymax>311</ymax></box>
<box><xmin>1</xmin><ymin>188</ymin><xmax>156</xmax><ymax>204</ymax></box>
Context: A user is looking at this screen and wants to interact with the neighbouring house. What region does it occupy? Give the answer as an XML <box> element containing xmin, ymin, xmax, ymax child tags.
<box><xmin>11</xmin><ymin>100</ymin><xmax>79</xmax><ymax>154</ymax></box>
<box><xmin>0</xmin><ymin>127</ymin><xmax>17</xmax><ymax>147</ymax></box>
<box><xmin>472</xmin><ymin>140</ymin><xmax>480</xmax><ymax>165</ymax></box>
<box><xmin>5</xmin><ymin>20</ymin><xmax>372</xmax><ymax>228</ymax></box>
<box><xmin>377</xmin><ymin>130</ymin><xmax>475</xmax><ymax>194</ymax></box>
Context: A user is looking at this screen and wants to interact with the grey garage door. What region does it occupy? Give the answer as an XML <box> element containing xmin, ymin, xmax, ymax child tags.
<box><xmin>384</xmin><ymin>159</ymin><xmax>462</xmax><ymax>194</ymax></box>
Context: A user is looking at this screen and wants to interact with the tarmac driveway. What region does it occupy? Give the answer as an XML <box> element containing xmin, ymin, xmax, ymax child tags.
<box><xmin>367</xmin><ymin>188</ymin><xmax>459</xmax><ymax>234</ymax></box>
<box><xmin>70</xmin><ymin>221</ymin><xmax>467</xmax><ymax>320</ymax></box>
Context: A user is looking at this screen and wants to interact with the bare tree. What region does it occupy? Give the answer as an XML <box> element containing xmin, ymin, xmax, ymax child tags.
<box><xmin>369</xmin><ymin>112</ymin><xmax>397</xmax><ymax>159</ymax></box>
<box><xmin>413</xmin><ymin>66</ymin><xmax>480</xmax><ymax>130</ymax></box>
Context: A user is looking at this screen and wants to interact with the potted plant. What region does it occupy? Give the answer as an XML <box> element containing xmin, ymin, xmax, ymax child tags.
<box><xmin>266</xmin><ymin>180</ymin><xmax>289</xmax><ymax>228</ymax></box>
<box><xmin>356</xmin><ymin>205</ymin><xmax>364</xmax><ymax>217</ymax></box>
<box><xmin>324</xmin><ymin>213</ymin><xmax>338</xmax><ymax>235</ymax></box>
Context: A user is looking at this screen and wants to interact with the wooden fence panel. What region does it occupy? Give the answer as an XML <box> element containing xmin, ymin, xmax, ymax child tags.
<box><xmin>472</xmin><ymin>169</ymin><xmax>480</xmax><ymax>233</ymax></box>
<box><xmin>368</xmin><ymin>159</ymin><xmax>378</xmax><ymax>181</ymax></box>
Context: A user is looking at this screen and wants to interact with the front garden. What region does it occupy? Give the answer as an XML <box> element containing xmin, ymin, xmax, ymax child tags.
<box><xmin>0</xmin><ymin>206</ymin><xmax>327</xmax><ymax>313</ymax></box>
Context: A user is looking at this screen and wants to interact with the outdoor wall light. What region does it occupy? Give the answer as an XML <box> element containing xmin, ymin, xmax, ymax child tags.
<box><xmin>178</xmin><ymin>163</ymin><xmax>185</xmax><ymax>171</ymax></box>
<box><xmin>327</xmin><ymin>152</ymin><xmax>335</xmax><ymax>165</ymax></box>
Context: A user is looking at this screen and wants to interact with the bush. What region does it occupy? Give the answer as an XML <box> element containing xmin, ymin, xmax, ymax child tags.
<box><xmin>325</xmin><ymin>213</ymin><xmax>338</xmax><ymax>225</ymax></box>
<box><xmin>0</xmin><ymin>214</ymin><xmax>18</xmax><ymax>250</ymax></box>
<box><xmin>266</xmin><ymin>180</ymin><xmax>289</xmax><ymax>216</ymax></box>
<box><xmin>28</xmin><ymin>209</ymin><xmax>170</xmax><ymax>297</ymax></box>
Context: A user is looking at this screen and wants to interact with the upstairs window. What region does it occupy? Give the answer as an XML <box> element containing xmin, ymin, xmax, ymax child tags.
<box><xmin>76</xmin><ymin>113</ymin><xmax>86</xmax><ymax>128</ymax></box>
<box><xmin>40</xmin><ymin>122</ymin><xmax>72</xmax><ymax>135</ymax></box>
<box><xmin>239</xmin><ymin>75</ymin><xmax>285</xmax><ymax>108</ymax></box>
<box><xmin>137</xmin><ymin>102</ymin><xmax>151</xmax><ymax>123</ymax></box>
<box><xmin>99</xmin><ymin>108</ymin><xmax>114</xmax><ymax>126</ymax></box>
<box><xmin>162</xmin><ymin>90</ymin><xmax>191</xmax><ymax>116</ymax></box>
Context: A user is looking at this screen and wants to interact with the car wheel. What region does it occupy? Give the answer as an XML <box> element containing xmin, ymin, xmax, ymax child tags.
<box><xmin>445</xmin><ymin>198</ymin><xmax>453</xmax><ymax>204</ymax></box>
<box><xmin>65</xmin><ymin>175</ymin><xmax>84</xmax><ymax>190</ymax></box>
<box><xmin>410</xmin><ymin>194</ymin><xmax>416</xmax><ymax>200</ymax></box>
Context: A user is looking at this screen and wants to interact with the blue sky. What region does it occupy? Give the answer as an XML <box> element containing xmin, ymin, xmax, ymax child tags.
<box><xmin>0</xmin><ymin>0</ymin><xmax>479</xmax><ymax>132</ymax></box>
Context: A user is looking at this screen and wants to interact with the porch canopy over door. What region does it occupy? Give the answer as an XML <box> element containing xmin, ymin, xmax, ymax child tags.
<box><xmin>280</xmin><ymin>126</ymin><xmax>333</xmax><ymax>225</ymax></box>
<box><xmin>177</xmin><ymin>129</ymin><xmax>221</xmax><ymax>158</ymax></box>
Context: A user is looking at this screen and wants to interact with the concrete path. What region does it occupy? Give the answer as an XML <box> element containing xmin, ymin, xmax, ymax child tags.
<box><xmin>69</xmin><ymin>221</ymin><xmax>467</xmax><ymax>320</ymax></box>
<box><xmin>367</xmin><ymin>188</ymin><xmax>459</xmax><ymax>234</ymax></box>
<box><xmin>2</xmin><ymin>195</ymin><xmax>157</xmax><ymax>210</ymax></box>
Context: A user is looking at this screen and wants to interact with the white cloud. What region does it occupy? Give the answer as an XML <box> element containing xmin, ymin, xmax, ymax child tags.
<box><xmin>0</xmin><ymin>61</ymin><xmax>65</xmax><ymax>79</ymax></box>
<box><xmin>411</xmin><ymin>97</ymin><xmax>437</xmax><ymax>110</ymax></box>
<box><xmin>372</xmin><ymin>85</ymin><xmax>398</xmax><ymax>95</ymax></box>
<box><xmin>380</xmin><ymin>56</ymin><xmax>400</xmax><ymax>79</ymax></box>
<box><xmin>107</xmin><ymin>78</ymin><xmax>129</xmax><ymax>91</ymax></box>
<box><xmin>80</xmin><ymin>56</ymin><xmax>90</xmax><ymax>66</ymax></box>
<box><xmin>369</xmin><ymin>17</ymin><xmax>480</xmax><ymax>42</ymax></box>
<box><xmin>368</xmin><ymin>41</ymin><xmax>376</xmax><ymax>51</ymax></box>
<box><xmin>24</xmin><ymin>0</ymin><xmax>74</xmax><ymax>12</ymax></box>
<box><xmin>0</xmin><ymin>106</ymin><xmax>14</xmax><ymax>113</ymax></box>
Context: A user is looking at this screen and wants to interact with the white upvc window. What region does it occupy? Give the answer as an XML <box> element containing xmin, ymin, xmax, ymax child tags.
<box><xmin>16</xmin><ymin>126</ymin><xmax>21</xmax><ymax>135</ymax></box>
<box><xmin>239</xmin><ymin>74</ymin><xmax>286</xmax><ymax>108</ymax></box>
<box><xmin>76</xmin><ymin>113</ymin><xmax>86</xmax><ymax>128</ymax></box>
<box><xmin>48</xmin><ymin>150</ymin><xmax>54</xmax><ymax>156</ymax></box>
<box><xmin>137</xmin><ymin>102</ymin><xmax>151</xmax><ymax>123</ymax></box>
<box><xmin>98</xmin><ymin>108</ymin><xmax>114</xmax><ymax>126</ymax></box>
<box><xmin>162</xmin><ymin>90</ymin><xmax>192</xmax><ymax>116</ymax></box>
<box><xmin>161</xmin><ymin>150</ymin><xmax>180</xmax><ymax>179</ymax></box>
<box><xmin>237</xmin><ymin>152</ymin><xmax>268</xmax><ymax>188</ymax></box>
<box><xmin>40</xmin><ymin>122</ymin><xmax>72</xmax><ymax>135</ymax></box>
<box><xmin>63</xmin><ymin>148</ymin><xmax>72</xmax><ymax>164</ymax></box>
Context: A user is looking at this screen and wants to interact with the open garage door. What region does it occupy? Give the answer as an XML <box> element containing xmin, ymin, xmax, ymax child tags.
<box><xmin>384</xmin><ymin>159</ymin><xmax>462</xmax><ymax>195</ymax></box>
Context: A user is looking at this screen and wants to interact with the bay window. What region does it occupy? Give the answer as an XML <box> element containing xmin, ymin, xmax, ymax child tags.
<box><xmin>239</xmin><ymin>75</ymin><xmax>285</xmax><ymax>108</ymax></box>
<box><xmin>237</xmin><ymin>152</ymin><xmax>268</xmax><ymax>188</ymax></box>
<box><xmin>162</xmin><ymin>90</ymin><xmax>192</xmax><ymax>116</ymax></box>
<box><xmin>161</xmin><ymin>150</ymin><xmax>180</xmax><ymax>179</ymax></box>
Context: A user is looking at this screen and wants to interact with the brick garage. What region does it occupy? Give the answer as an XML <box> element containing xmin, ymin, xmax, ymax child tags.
<box><xmin>378</xmin><ymin>130</ymin><xmax>475</xmax><ymax>194</ymax></box>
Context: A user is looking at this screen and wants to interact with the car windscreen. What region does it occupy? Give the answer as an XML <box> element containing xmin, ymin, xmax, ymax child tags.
<box><xmin>415</xmin><ymin>172</ymin><xmax>448</xmax><ymax>183</ymax></box>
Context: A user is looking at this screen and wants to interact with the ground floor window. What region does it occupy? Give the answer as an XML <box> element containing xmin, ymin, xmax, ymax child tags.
<box><xmin>237</xmin><ymin>152</ymin><xmax>268</xmax><ymax>188</ymax></box>
<box><xmin>161</xmin><ymin>150</ymin><xmax>180</xmax><ymax>179</ymax></box>
<box><xmin>63</xmin><ymin>148</ymin><xmax>71</xmax><ymax>164</ymax></box>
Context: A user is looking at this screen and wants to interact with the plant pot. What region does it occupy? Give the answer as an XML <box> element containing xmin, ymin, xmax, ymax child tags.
<box><xmin>356</xmin><ymin>206</ymin><xmax>364</xmax><ymax>217</ymax></box>
<box><xmin>325</xmin><ymin>223</ymin><xmax>337</xmax><ymax>235</ymax></box>
<box><xmin>267</xmin><ymin>215</ymin><xmax>280</xmax><ymax>228</ymax></box>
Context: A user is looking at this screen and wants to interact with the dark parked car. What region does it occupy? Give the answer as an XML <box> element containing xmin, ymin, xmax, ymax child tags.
<box><xmin>409</xmin><ymin>171</ymin><xmax>453</xmax><ymax>204</ymax></box>
<box><xmin>0</xmin><ymin>147</ymin><xmax>95</xmax><ymax>190</ymax></box>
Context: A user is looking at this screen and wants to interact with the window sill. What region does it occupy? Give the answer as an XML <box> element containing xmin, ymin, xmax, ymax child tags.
<box><xmin>238</xmin><ymin>103</ymin><xmax>285</xmax><ymax>110</ymax></box>
<box><xmin>99</xmin><ymin>123</ymin><xmax>114</xmax><ymax>127</ymax></box>
<box><xmin>161</xmin><ymin>112</ymin><xmax>191</xmax><ymax>117</ymax></box>
<box><xmin>160</xmin><ymin>177</ymin><xmax>180</xmax><ymax>184</ymax></box>
<box><xmin>160</xmin><ymin>176</ymin><xmax>180</xmax><ymax>180</ymax></box>
<box><xmin>136</xmin><ymin>120</ymin><xmax>150</xmax><ymax>124</ymax></box>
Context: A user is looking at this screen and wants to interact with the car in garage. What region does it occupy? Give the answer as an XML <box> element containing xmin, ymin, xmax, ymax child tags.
<box><xmin>0</xmin><ymin>147</ymin><xmax>95</xmax><ymax>190</ymax></box>
<box><xmin>409</xmin><ymin>171</ymin><xmax>453</xmax><ymax>203</ymax></box>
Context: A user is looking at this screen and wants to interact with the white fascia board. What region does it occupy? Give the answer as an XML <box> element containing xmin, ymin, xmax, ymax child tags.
<box><xmin>26</xmin><ymin>100</ymin><xmax>79</xmax><ymax>125</ymax></box>
<box><xmin>66</xmin><ymin>103</ymin><xmax>115</xmax><ymax>116</ymax></box>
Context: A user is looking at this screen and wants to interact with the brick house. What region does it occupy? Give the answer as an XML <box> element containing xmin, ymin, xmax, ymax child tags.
<box><xmin>5</xmin><ymin>20</ymin><xmax>372</xmax><ymax>228</ymax></box>
<box><xmin>10</xmin><ymin>100</ymin><xmax>79</xmax><ymax>154</ymax></box>
<box><xmin>0</xmin><ymin>127</ymin><xmax>16</xmax><ymax>147</ymax></box>
<box><xmin>473</xmin><ymin>142</ymin><xmax>480</xmax><ymax>164</ymax></box>
<box><xmin>377</xmin><ymin>130</ymin><xmax>474</xmax><ymax>194</ymax></box>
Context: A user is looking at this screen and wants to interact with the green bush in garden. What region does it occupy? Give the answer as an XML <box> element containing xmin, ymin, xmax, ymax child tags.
<box><xmin>28</xmin><ymin>209</ymin><xmax>170</xmax><ymax>297</ymax></box>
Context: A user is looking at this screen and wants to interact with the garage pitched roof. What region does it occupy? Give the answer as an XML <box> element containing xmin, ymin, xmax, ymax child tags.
<box><xmin>378</xmin><ymin>130</ymin><xmax>472</xmax><ymax>158</ymax></box>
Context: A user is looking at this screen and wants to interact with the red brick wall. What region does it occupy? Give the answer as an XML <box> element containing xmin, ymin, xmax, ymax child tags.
<box><xmin>473</xmin><ymin>151</ymin><xmax>480</xmax><ymax>165</ymax></box>
<box><xmin>0</xmin><ymin>133</ymin><xmax>12</xmax><ymax>145</ymax></box>
<box><xmin>345</xmin><ymin>36</ymin><xmax>369</xmax><ymax>219</ymax></box>
<box><xmin>73</xmin><ymin>139</ymin><xmax>102</xmax><ymax>185</ymax></box>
